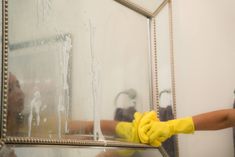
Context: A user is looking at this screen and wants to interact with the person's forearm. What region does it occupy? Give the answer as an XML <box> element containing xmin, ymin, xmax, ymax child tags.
<box><xmin>68</xmin><ymin>120</ymin><xmax>118</xmax><ymax>135</ymax></box>
<box><xmin>193</xmin><ymin>109</ymin><xmax>235</xmax><ymax>130</ymax></box>
<box><xmin>100</xmin><ymin>120</ymin><xmax>119</xmax><ymax>135</ymax></box>
<box><xmin>68</xmin><ymin>120</ymin><xmax>93</xmax><ymax>134</ymax></box>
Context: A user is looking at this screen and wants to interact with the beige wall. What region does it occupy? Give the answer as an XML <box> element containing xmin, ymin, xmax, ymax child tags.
<box><xmin>173</xmin><ymin>0</ymin><xmax>235</xmax><ymax>156</ymax></box>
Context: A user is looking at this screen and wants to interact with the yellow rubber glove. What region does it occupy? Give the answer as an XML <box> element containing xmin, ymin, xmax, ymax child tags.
<box><xmin>138</xmin><ymin>111</ymin><xmax>160</xmax><ymax>144</ymax></box>
<box><xmin>114</xmin><ymin>112</ymin><xmax>143</xmax><ymax>157</ymax></box>
<box><xmin>148</xmin><ymin>117</ymin><xmax>195</xmax><ymax>147</ymax></box>
<box><xmin>139</xmin><ymin>111</ymin><xmax>195</xmax><ymax>147</ymax></box>
<box><xmin>115</xmin><ymin>112</ymin><xmax>143</xmax><ymax>143</ymax></box>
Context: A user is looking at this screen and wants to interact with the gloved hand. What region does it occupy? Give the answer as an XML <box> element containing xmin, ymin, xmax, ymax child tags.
<box><xmin>115</xmin><ymin>112</ymin><xmax>143</xmax><ymax>143</ymax></box>
<box><xmin>138</xmin><ymin>111</ymin><xmax>160</xmax><ymax>144</ymax></box>
<box><xmin>139</xmin><ymin>111</ymin><xmax>195</xmax><ymax>147</ymax></box>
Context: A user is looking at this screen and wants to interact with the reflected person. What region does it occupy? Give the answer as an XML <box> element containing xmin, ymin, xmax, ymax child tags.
<box><xmin>6</xmin><ymin>73</ymin><xmax>136</xmax><ymax>139</ymax></box>
<box><xmin>6</xmin><ymin>72</ymin><xmax>138</xmax><ymax>141</ymax></box>
<box><xmin>7</xmin><ymin>72</ymin><xmax>25</xmax><ymax>136</ymax></box>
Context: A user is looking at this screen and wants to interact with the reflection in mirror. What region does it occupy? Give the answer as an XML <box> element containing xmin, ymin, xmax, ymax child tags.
<box><xmin>155</xmin><ymin>3</ymin><xmax>177</xmax><ymax>157</ymax></box>
<box><xmin>0</xmin><ymin>146</ymin><xmax>163</xmax><ymax>157</ymax></box>
<box><xmin>7</xmin><ymin>0</ymin><xmax>152</xmax><ymax>142</ymax></box>
<box><xmin>114</xmin><ymin>88</ymin><xmax>137</xmax><ymax>122</ymax></box>
<box><xmin>8</xmin><ymin>34</ymin><xmax>72</xmax><ymax>137</ymax></box>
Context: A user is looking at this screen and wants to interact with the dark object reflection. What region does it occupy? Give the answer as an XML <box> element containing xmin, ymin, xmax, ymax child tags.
<box><xmin>159</xmin><ymin>106</ymin><xmax>176</xmax><ymax>157</ymax></box>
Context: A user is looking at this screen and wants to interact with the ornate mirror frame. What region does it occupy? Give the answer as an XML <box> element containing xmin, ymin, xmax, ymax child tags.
<box><xmin>0</xmin><ymin>0</ymin><xmax>177</xmax><ymax>157</ymax></box>
<box><xmin>115</xmin><ymin>0</ymin><xmax>169</xmax><ymax>18</ymax></box>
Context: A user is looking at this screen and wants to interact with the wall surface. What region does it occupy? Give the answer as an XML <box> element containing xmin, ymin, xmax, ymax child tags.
<box><xmin>172</xmin><ymin>0</ymin><xmax>235</xmax><ymax>156</ymax></box>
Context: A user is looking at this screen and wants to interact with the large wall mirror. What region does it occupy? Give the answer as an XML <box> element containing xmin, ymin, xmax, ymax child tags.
<box><xmin>1</xmin><ymin>0</ymin><xmax>177</xmax><ymax>157</ymax></box>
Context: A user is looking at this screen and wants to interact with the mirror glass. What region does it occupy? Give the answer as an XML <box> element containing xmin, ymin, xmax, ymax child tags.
<box><xmin>7</xmin><ymin>0</ymin><xmax>152</xmax><ymax>142</ymax></box>
<box><xmin>0</xmin><ymin>145</ymin><xmax>163</xmax><ymax>157</ymax></box>
<box><xmin>155</xmin><ymin>4</ymin><xmax>177</xmax><ymax>157</ymax></box>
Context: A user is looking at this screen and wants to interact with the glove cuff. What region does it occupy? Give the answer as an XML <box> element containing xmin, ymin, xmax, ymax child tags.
<box><xmin>167</xmin><ymin>117</ymin><xmax>195</xmax><ymax>134</ymax></box>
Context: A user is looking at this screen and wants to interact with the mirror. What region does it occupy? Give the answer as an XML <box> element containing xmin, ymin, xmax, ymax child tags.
<box><xmin>0</xmin><ymin>145</ymin><xmax>163</xmax><ymax>157</ymax></box>
<box><xmin>7</xmin><ymin>0</ymin><xmax>153</xmax><ymax>142</ymax></box>
<box><xmin>1</xmin><ymin>0</ymin><xmax>178</xmax><ymax>156</ymax></box>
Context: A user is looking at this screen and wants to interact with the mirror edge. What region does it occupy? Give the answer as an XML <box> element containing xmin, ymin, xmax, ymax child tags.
<box><xmin>0</xmin><ymin>0</ymin><xmax>2</xmax><ymax>139</ymax></box>
<box><xmin>167</xmin><ymin>1</ymin><xmax>180</xmax><ymax>156</ymax></box>
<box><xmin>152</xmin><ymin>0</ymin><xmax>169</xmax><ymax>17</ymax></box>
<box><xmin>1</xmin><ymin>0</ymin><xmax>9</xmax><ymax>139</ymax></box>
<box><xmin>114</xmin><ymin>0</ymin><xmax>153</xmax><ymax>18</ymax></box>
<box><xmin>3</xmin><ymin>136</ymin><xmax>159</xmax><ymax>149</ymax></box>
<box><xmin>152</xmin><ymin>1</ymin><xmax>179</xmax><ymax>156</ymax></box>
<box><xmin>114</xmin><ymin>0</ymin><xmax>170</xmax><ymax>18</ymax></box>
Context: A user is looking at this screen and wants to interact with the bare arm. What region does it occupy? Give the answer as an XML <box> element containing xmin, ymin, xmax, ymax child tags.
<box><xmin>193</xmin><ymin>109</ymin><xmax>235</xmax><ymax>130</ymax></box>
<box><xmin>68</xmin><ymin>120</ymin><xmax>118</xmax><ymax>135</ymax></box>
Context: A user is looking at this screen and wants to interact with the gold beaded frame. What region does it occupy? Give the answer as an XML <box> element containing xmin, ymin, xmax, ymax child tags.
<box><xmin>1</xmin><ymin>0</ymin><xmax>9</xmax><ymax>140</ymax></box>
<box><xmin>0</xmin><ymin>0</ymin><xmax>176</xmax><ymax>157</ymax></box>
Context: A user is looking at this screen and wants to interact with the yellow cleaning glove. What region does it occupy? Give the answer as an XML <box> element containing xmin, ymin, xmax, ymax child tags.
<box><xmin>151</xmin><ymin>117</ymin><xmax>195</xmax><ymax>147</ymax></box>
<box><xmin>138</xmin><ymin>111</ymin><xmax>160</xmax><ymax>144</ymax></box>
<box><xmin>139</xmin><ymin>111</ymin><xmax>195</xmax><ymax>147</ymax></box>
<box><xmin>148</xmin><ymin>117</ymin><xmax>195</xmax><ymax>147</ymax></box>
<box><xmin>115</xmin><ymin>112</ymin><xmax>143</xmax><ymax>143</ymax></box>
<box><xmin>165</xmin><ymin>117</ymin><xmax>195</xmax><ymax>134</ymax></box>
